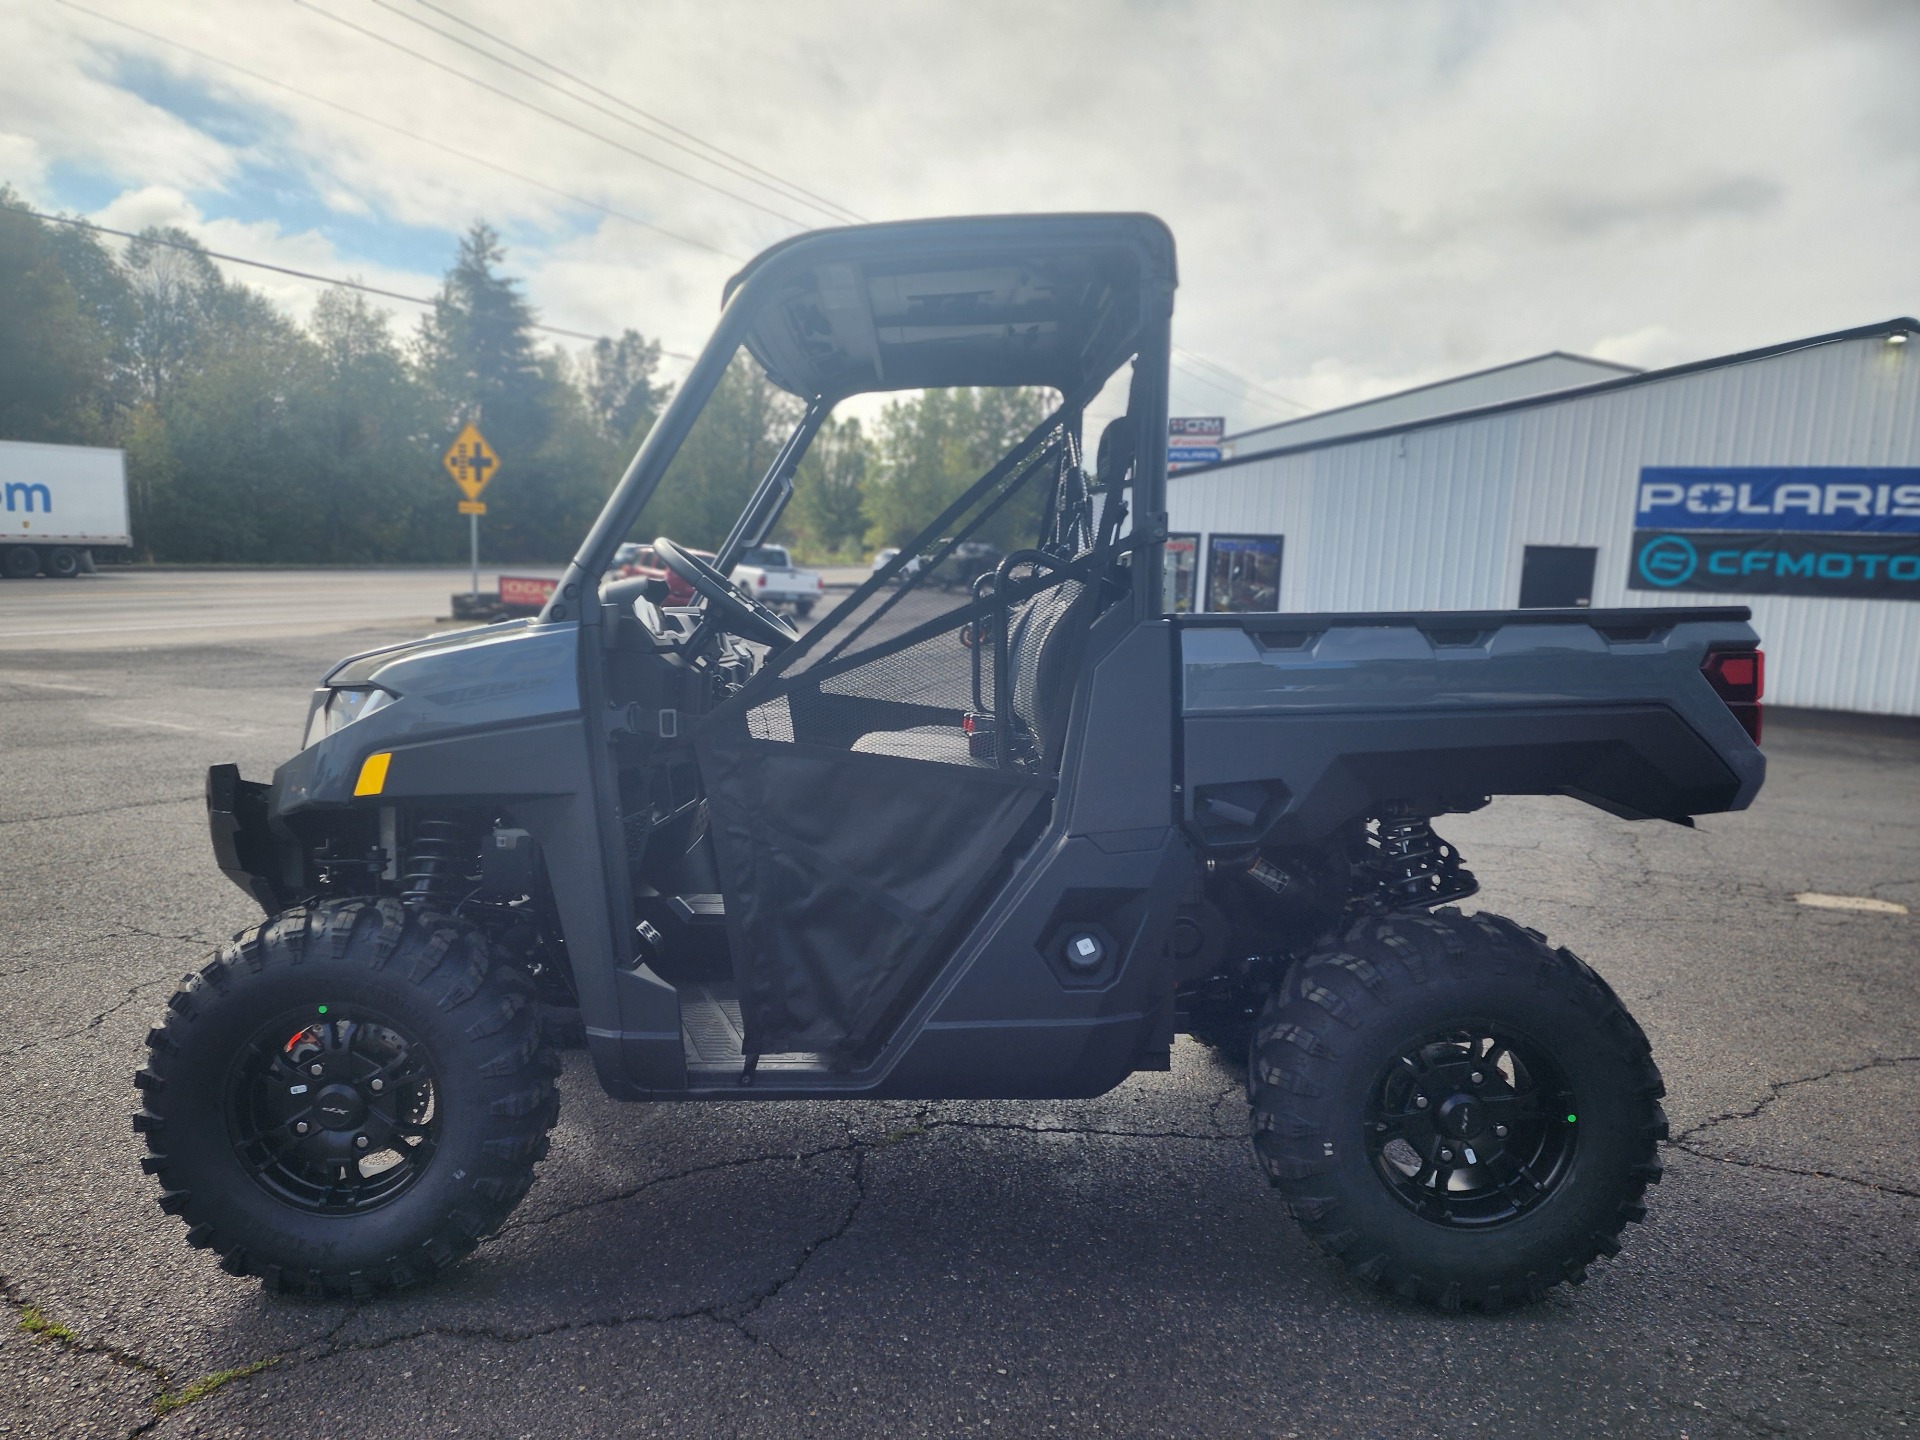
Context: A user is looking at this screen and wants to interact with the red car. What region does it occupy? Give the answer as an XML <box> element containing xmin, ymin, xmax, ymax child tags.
<box><xmin>608</xmin><ymin>542</ymin><xmax>711</xmax><ymax>606</ymax></box>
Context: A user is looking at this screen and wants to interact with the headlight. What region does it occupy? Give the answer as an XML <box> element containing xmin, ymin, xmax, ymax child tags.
<box><xmin>304</xmin><ymin>686</ymin><xmax>396</xmax><ymax>748</ymax></box>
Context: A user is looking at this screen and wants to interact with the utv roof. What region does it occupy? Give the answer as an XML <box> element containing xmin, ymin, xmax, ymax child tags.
<box><xmin>722</xmin><ymin>213</ymin><xmax>1177</xmax><ymax>401</ymax></box>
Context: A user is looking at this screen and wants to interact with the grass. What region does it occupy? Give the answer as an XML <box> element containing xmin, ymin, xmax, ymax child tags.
<box><xmin>17</xmin><ymin>1307</ymin><xmax>78</xmax><ymax>1344</ymax></box>
<box><xmin>152</xmin><ymin>1359</ymin><xmax>278</xmax><ymax>1416</ymax></box>
<box><xmin>18</xmin><ymin>1300</ymin><xmax>275</xmax><ymax>1417</ymax></box>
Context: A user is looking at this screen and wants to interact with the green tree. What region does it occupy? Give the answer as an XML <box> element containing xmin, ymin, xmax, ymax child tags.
<box><xmin>637</xmin><ymin>353</ymin><xmax>803</xmax><ymax>550</ymax></box>
<box><xmin>587</xmin><ymin>328</ymin><xmax>667</xmax><ymax>446</ymax></box>
<box><xmin>0</xmin><ymin>193</ymin><xmax>111</xmax><ymax>442</ymax></box>
<box><xmin>415</xmin><ymin>222</ymin><xmax>617</xmax><ymax>561</ymax></box>
<box><xmin>862</xmin><ymin>386</ymin><xmax>1052</xmax><ymax>551</ymax></box>
<box><xmin>138</xmin><ymin>301</ymin><xmax>319</xmax><ymax>562</ymax></box>
<box><xmin>307</xmin><ymin>289</ymin><xmax>444</xmax><ymax>562</ymax></box>
<box><xmin>416</xmin><ymin>222</ymin><xmax>554</xmax><ymax>450</ymax></box>
<box><xmin>121</xmin><ymin>227</ymin><xmax>226</xmax><ymax>409</ymax></box>
<box><xmin>785</xmin><ymin>414</ymin><xmax>872</xmax><ymax>560</ymax></box>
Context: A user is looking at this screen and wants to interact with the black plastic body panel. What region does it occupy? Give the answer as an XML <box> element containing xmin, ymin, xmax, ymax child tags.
<box><xmin>1178</xmin><ymin>607</ymin><xmax>1766</xmax><ymax>839</ymax></box>
<box><xmin>206</xmin><ymin>763</ymin><xmax>299</xmax><ymax>912</ymax></box>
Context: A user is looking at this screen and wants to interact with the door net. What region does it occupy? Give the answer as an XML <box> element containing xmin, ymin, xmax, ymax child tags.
<box><xmin>694</xmin><ymin>399</ymin><xmax>1131</xmax><ymax>1061</ymax></box>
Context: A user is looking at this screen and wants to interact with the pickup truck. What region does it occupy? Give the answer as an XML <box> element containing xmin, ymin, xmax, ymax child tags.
<box><xmin>729</xmin><ymin>543</ymin><xmax>824</xmax><ymax>617</ymax></box>
<box><xmin>143</xmin><ymin>213</ymin><xmax>1764</xmax><ymax>1315</ymax></box>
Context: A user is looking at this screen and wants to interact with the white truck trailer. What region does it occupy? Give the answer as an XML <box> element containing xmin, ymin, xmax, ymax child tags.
<box><xmin>0</xmin><ymin>439</ymin><xmax>131</xmax><ymax>578</ymax></box>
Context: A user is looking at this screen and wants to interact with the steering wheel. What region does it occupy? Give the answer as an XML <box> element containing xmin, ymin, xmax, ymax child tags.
<box><xmin>652</xmin><ymin>536</ymin><xmax>800</xmax><ymax>650</ymax></box>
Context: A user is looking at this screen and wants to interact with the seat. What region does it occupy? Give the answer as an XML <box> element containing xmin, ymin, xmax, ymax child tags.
<box><xmin>850</xmin><ymin>724</ymin><xmax>989</xmax><ymax>766</ymax></box>
<box><xmin>849</xmin><ymin>562</ymin><xmax>1093</xmax><ymax>772</ymax></box>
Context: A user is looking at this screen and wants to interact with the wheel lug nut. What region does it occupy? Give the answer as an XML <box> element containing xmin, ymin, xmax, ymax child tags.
<box><xmin>294</xmin><ymin>1121</ymin><xmax>309</xmax><ymax>1135</ymax></box>
<box><xmin>355</xmin><ymin>1135</ymin><xmax>369</xmax><ymax>1149</ymax></box>
<box><xmin>369</xmin><ymin>1079</ymin><xmax>384</xmax><ymax>1093</ymax></box>
<box><xmin>1415</xmin><ymin>1095</ymin><xmax>1429</xmax><ymax>1109</ymax></box>
<box><xmin>308</xmin><ymin>1064</ymin><xmax>323</xmax><ymax>1077</ymax></box>
<box><xmin>1494</xmin><ymin>1124</ymin><xmax>1509</xmax><ymax>1138</ymax></box>
<box><xmin>1439</xmin><ymin>1148</ymin><xmax>1454</xmax><ymax>1162</ymax></box>
<box><xmin>1470</xmin><ymin>1071</ymin><xmax>1484</xmax><ymax>1085</ymax></box>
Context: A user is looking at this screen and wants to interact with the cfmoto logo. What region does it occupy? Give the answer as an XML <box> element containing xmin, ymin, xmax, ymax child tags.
<box><xmin>1637</xmin><ymin>534</ymin><xmax>1697</xmax><ymax>588</ymax></box>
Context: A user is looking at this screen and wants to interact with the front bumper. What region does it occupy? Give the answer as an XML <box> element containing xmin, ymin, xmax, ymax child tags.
<box><xmin>207</xmin><ymin>763</ymin><xmax>302</xmax><ymax>914</ymax></box>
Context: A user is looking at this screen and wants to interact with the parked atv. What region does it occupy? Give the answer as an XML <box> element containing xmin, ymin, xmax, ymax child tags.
<box><xmin>138</xmin><ymin>214</ymin><xmax>1765</xmax><ymax>1309</ymax></box>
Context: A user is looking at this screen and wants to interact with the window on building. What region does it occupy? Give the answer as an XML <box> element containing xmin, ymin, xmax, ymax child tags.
<box><xmin>1164</xmin><ymin>534</ymin><xmax>1199</xmax><ymax>613</ymax></box>
<box><xmin>1519</xmin><ymin>545</ymin><xmax>1597</xmax><ymax>608</ymax></box>
<box><xmin>1206</xmin><ymin>534</ymin><xmax>1283</xmax><ymax>612</ymax></box>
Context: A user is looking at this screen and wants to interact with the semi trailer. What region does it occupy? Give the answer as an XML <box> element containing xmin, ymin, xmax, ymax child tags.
<box><xmin>0</xmin><ymin>439</ymin><xmax>130</xmax><ymax>578</ymax></box>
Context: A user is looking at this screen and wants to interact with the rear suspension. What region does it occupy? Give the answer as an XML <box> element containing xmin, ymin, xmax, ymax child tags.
<box><xmin>1367</xmin><ymin>811</ymin><xmax>1478</xmax><ymax>910</ymax></box>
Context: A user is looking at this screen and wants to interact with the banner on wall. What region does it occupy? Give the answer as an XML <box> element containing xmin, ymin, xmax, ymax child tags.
<box><xmin>1627</xmin><ymin>467</ymin><xmax>1920</xmax><ymax>600</ymax></box>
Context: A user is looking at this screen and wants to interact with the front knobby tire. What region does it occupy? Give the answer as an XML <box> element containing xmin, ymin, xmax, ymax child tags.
<box><xmin>1250</xmin><ymin>909</ymin><xmax>1666</xmax><ymax>1311</ymax></box>
<box><xmin>134</xmin><ymin>899</ymin><xmax>560</xmax><ymax>1299</ymax></box>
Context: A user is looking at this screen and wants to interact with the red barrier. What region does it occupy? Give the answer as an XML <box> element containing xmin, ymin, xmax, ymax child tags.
<box><xmin>499</xmin><ymin>575</ymin><xmax>557</xmax><ymax>610</ymax></box>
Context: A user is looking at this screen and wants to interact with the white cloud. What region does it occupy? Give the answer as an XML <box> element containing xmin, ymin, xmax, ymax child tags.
<box><xmin>8</xmin><ymin>0</ymin><xmax>1918</xmax><ymax>416</ymax></box>
<box><xmin>0</xmin><ymin>133</ymin><xmax>46</xmax><ymax>195</ymax></box>
<box><xmin>88</xmin><ymin>184</ymin><xmax>443</xmax><ymax>330</ymax></box>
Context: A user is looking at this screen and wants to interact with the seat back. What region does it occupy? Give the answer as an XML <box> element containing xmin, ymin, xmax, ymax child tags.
<box><xmin>998</xmin><ymin>558</ymin><xmax>1096</xmax><ymax>772</ymax></box>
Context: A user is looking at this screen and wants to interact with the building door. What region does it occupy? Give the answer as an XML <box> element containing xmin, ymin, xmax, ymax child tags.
<box><xmin>1519</xmin><ymin>546</ymin><xmax>1597</xmax><ymax>608</ymax></box>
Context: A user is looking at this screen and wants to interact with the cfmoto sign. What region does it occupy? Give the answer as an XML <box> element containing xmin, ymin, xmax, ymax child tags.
<box><xmin>1635</xmin><ymin>534</ymin><xmax>1697</xmax><ymax>588</ymax></box>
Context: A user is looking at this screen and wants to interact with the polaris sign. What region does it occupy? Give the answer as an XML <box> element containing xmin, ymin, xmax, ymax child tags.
<box><xmin>1628</xmin><ymin>467</ymin><xmax>1920</xmax><ymax>601</ymax></box>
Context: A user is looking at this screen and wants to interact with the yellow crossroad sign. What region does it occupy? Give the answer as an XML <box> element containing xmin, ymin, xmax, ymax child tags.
<box><xmin>443</xmin><ymin>423</ymin><xmax>500</xmax><ymax>500</ymax></box>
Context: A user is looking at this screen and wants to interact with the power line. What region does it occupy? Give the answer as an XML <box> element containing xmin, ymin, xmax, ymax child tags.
<box><xmin>58</xmin><ymin>0</ymin><xmax>744</xmax><ymax>265</ymax></box>
<box><xmin>25</xmin><ymin>208</ymin><xmax>702</xmax><ymax>357</ymax></box>
<box><xmin>288</xmin><ymin>0</ymin><xmax>818</xmax><ymax>231</ymax></box>
<box><xmin>63</xmin><ymin>0</ymin><xmax>1315</xmax><ymax>401</ymax></box>
<box><xmin>1170</xmin><ymin>356</ymin><xmax>1306</xmax><ymax>419</ymax></box>
<box><xmin>368</xmin><ymin>0</ymin><xmax>864</xmax><ymax>226</ymax></box>
<box><xmin>1172</xmin><ymin>345</ymin><xmax>1312</xmax><ymax>415</ymax></box>
<box><xmin>413</xmin><ymin>0</ymin><xmax>865</xmax><ymax>224</ymax></box>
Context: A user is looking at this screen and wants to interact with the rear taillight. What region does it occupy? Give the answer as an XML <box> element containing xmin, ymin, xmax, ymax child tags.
<box><xmin>1702</xmin><ymin>647</ymin><xmax>1764</xmax><ymax>744</ymax></box>
<box><xmin>755</xmin><ymin>574</ymin><xmax>767</xmax><ymax>588</ymax></box>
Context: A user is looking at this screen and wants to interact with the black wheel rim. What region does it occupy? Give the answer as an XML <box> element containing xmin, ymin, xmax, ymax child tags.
<box><xmin>226</xmin><ymin>1005</ymin><xmax>441</xmax><ymax>1214</ymax></box>
<box><xmin>1364</xmin><ymin>1021</ymin><xmax>1578</xmax><ymax>1228</ymax></box>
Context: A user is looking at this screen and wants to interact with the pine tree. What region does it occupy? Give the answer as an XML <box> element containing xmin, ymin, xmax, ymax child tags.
<box><xmin>416</xmin><ymin>221</ymin><xmax>554</xmax><ymax>454</ymax></box>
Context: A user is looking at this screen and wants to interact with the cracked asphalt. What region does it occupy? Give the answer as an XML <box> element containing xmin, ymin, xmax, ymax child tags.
<box><xmin>2</xmin><ymin>578</ymin><xmax>1918</xmax><ymax>1438</ymax></box>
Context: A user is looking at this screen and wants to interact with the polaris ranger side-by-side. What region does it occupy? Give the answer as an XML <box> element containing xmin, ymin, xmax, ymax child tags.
<box><xmin>138</xmin><ymin>215</ymin><xmax>1766</xmax><ymax>1309</ymax></box>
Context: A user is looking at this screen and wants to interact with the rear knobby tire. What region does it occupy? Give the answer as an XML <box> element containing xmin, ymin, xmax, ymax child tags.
<box><xmin>1250</xmin><ymin>909</ymin><xmax>1666</xmax><ymax>1311</ymax></box>
<box><xmin>135</xmin><ymin>899</ymin><xmax>560</xmax><ymax>1298</ymax></box>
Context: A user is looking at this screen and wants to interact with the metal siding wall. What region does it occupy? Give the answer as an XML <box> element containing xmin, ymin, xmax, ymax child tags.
<box><xmin>1167</xmin><ymin>335</ymin><xmax>1920</xmax><ymax>713</ymax></box>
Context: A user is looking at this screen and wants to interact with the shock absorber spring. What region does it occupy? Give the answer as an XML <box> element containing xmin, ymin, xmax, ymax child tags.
<box><xmin>400</xmin><ymin>817</ymin><xmax>482</xmax><ymax>907</ymax></box>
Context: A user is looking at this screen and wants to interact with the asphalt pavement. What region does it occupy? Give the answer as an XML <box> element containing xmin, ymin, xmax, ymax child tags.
<box><xmin>1</xmin><ymin>570</ymin><xmax>1917</xmax><ymax>1438</ymax></box>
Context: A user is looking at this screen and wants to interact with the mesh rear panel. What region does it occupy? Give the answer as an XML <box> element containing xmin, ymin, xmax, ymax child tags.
<box><xmin>740</xmin><ymin>420</ymin><xmax>1096</xmax><ymax>772</ymax></box>
<box><xmin>1008</xmin><ymin>575</ymin><xmax>1088</xmax><ymax>762</ymax></box>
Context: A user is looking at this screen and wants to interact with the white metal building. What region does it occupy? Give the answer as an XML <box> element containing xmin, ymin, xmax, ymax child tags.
<box><xmin>1165</xmin><ymin>319</ymin><xmax>1920</xmax><ymax>716</ymax></box>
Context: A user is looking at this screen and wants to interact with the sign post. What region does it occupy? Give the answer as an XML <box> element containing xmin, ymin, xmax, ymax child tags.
<box><xmin>442</xmin><ymin>423</ymin><xmax>500</xmax><ymax>599</ymax></box>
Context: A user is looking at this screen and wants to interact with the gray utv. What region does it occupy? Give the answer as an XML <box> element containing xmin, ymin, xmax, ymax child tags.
<box><xmin>137</xmin><ymin>214</ymin><xmax>1766</xmax><ymax>1310</ymax></box>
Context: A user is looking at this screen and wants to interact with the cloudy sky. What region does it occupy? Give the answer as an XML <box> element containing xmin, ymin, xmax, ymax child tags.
<box><xmin>5</xmin><ymin>0</ymin><xmax>1917</xmax><ymax>429</ymax></box>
